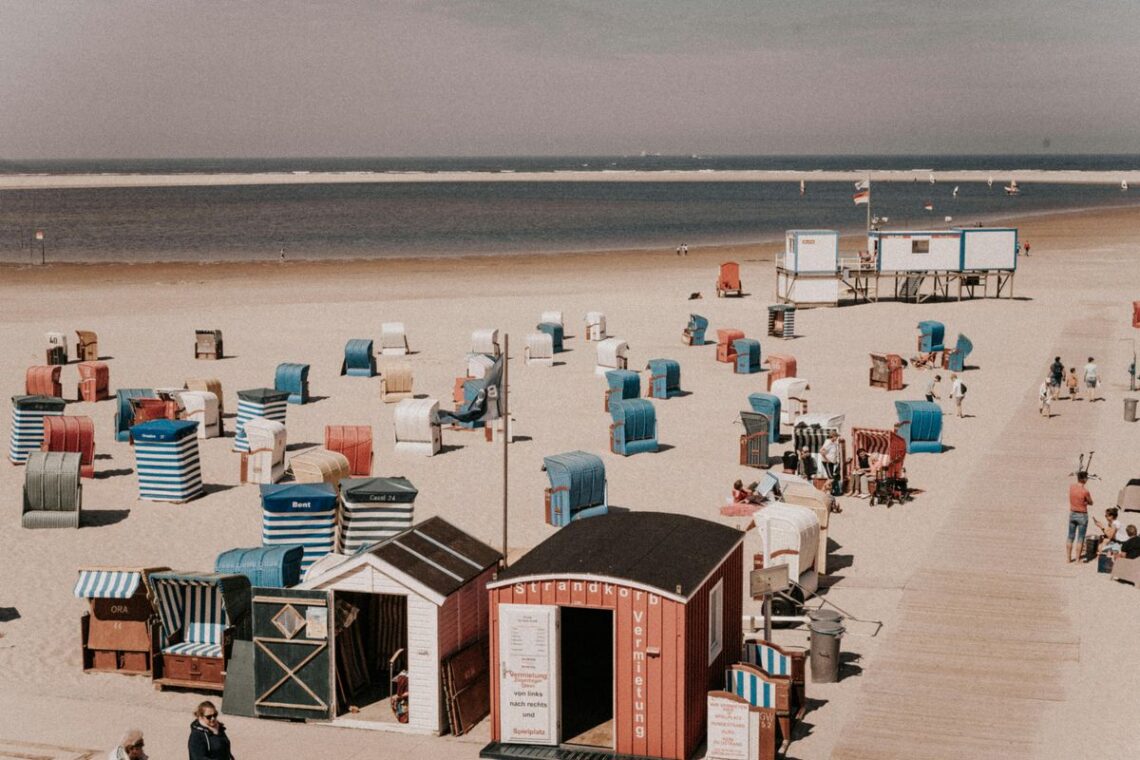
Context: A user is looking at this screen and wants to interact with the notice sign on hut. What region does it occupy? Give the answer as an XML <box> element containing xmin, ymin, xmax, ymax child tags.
<box><xmin>499</xmin><ymin>604</ymin><xmax>558</xmax><ymax>745</ymax></box>
<box><xmin>706</xmin><ymin>691</ymin><xmax>764</xmax><ymax>760</ymax></box>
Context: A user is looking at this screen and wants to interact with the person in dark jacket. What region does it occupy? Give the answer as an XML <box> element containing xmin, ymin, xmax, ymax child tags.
<box><xmin>188</xmin><ymin>701</ymin><xmax>233</xmax><ymax>760</ymax></box>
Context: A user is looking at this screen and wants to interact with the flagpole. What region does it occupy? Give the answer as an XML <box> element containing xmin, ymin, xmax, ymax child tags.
<box><xmin>866</xmin><ymin>177</ymin><xmax>872</xmax><ymax>233</ymax></box>
<box><xmin>501</xmin><ymin>333</ymin><xmax>510</xmax><ymax>566</ymax></box>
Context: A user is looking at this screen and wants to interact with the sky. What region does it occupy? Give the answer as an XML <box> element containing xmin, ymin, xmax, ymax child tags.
<box><xmin>1</xmin><ymin>0</ymin><xmax>1138</xmax><ymax>158</ymax></box>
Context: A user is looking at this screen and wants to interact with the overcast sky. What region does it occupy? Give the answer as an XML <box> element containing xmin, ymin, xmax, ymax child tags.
<box><xmin>2</xmin><ymin>1</ymin><xmax>1138</xmax><ymax>158</ymax></box>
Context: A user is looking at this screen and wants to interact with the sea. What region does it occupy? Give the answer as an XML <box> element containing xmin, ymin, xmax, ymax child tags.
<box><xmin>2</xmin><ymin>155</ymin><xmax>1139</xmax><ymax>264</ymax></box>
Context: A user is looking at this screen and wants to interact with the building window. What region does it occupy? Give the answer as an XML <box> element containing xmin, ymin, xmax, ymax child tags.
<box><xmin>708</xmin><ymin>579</ymin><xmax>724</xmax><ymax>664</ymax></box>
<box><xmin>912</xmin><ymin>239</ymin><xmax>930</xmax><ymax>254</ymax></box>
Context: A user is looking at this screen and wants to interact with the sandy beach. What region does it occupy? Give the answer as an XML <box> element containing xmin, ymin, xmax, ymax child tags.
<box><xmin>1</xmin><ymin>204</ymin><xmax>1138</xmax><ymax>759</ymax></box>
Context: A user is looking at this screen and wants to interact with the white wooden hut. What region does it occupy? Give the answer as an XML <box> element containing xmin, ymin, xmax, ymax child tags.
<box><xmin>539</xmin><ymin>310</ymin><xmax>563</xmax><ymax>328</ymax></box>
<box><xmin>394</xmin><ymin>398</ymin><xmax>441</xmax><ymax>456</ymax></box>
<box><xmin>584</xmin><ymin>311</ymin><xmax>607</xmax><ymax>341</ymax></box>
<box><xmin>296</xmin><ymin>517</ymin><xmax>501</xmax><ymax>734</ymax></box>
<box><xmin>178</xmin><ymin>391</ymin><xmax>221</xmax><ymax>439</ymax></box>
<box><xmin>381</xmin><ymin>322</ymin><xmax>410</xmax><ymax>356</ymax></box>
<box><xmin>524</xmin><ymin>333</ymin><xmax>554</xmax><ymax>366</ymax></box>
<box><xmin>241</xmin><ymin>418</ymin><xmax>286</xmax><ymax>484</ymax></box>
<box><xmin>470</xmin><ymin>328</ymin><xmax>500</xmax><ymax>357</ymax></box>
<box><xmin>595</xmin><ymin>337</ymin><xmax>630</xmax><ymax>376</ymax></box>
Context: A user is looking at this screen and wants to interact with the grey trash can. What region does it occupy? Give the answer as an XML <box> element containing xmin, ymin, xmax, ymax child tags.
<box><xmin>809</xmin><ymin>613</ymin><xmax>844</xmax><ymax>683</ymax></box>
<box><xmin>1125</xmin><ymin>398</ymin><xmax>1138</xmax><ymax>423</ymax></box>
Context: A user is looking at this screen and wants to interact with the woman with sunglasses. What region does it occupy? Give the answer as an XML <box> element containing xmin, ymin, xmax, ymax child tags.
<box><xmin>109</xmin><ymin>729</ymin><xmax>147</xmax><ymax>760</ymax></box>
<box><xmin>188</xmin><ymin>701</ymin><xmax>234</xmax><ymax>760</ymax></box>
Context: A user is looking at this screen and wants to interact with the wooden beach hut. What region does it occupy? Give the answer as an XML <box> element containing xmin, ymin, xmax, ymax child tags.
<box><xmin>380</xmin><ymin>362</ymin><xmax>415</xmax><ymax>403</ymax></box>
<box><xmin>609</xmin><ymin>398</ymin><xmax>658</xmax><ymax>456</ymax></box>
<box><xmin>185</xmin><ymin>377</ymin><xmax>224</xmax><ymax>414</ymax></box>
<box><xmin>270</xmin><ymin>518</ymin><xmax>500</xmax><ymax>734</ymax></box>
<box><xmin>471</xmin><ymin>328</ymin><xmax>501</xmax><ymax>357</ymax></box>
<box><xmin>215</xmin><ymin>546</ymin><xmax>305</xmax><ymax>589</ymax></box>
<box><xmin>734</xmin><ymin>338</ymin><xmax>762</xmax><ymax>375</ymax></box>
<box><xmin>595</xmin><ymin>337</ymin><xmax>630</xmax><ymax>376</ymax></box>
<box><xmin>381</xmin><ymin>322</ymin><xmax>410</xmax><ymax>356</ymax></box>
<box><xmin>179</xmin><ymin>390</ymin><xmax>222</xmax><ymax>438</ymax></box>
<box><xmin>77</xmin><ymin>361</ymin><xmax>111</xmax><ymax>402</ymax></box>
<box><xmin>682</xmin><ymin>314</ymin><xmax>708</xmax><ymax>346</ymax></box>
<box><xmin>25</xmin><ymin>365</ymin><xmax>62</xmax><ymax>398</ymax></box>
<box><xmin>394</xmin><ymin>398</ymin><xmax>442</xmax><ymax>456</ymax></box>
<box><xmin>288</xmin><ymin>448</ymin><xmax>350</xmax><ymax>486</ymax></box>
<box><xmin>585</xmin><ymin>311</ymin><xmax>607</xmax><ymax>341</ymax></box>
<box><xmin>485</xmin><ymin>512</ymin><xmax>743</xmax><ymax>760</ymax></box>
<box><xmin>342</xmin><ymin>338</ymin><xmax>377</xmax><ymax>377</ymax></box>
<box><xmin>240</xmin><ymin>418</ymin><xmax>287</xmax><ymax>485</ymax></box>
<box><xmin>42</xmin><ymin>415</ymin><xmax>96</xmax><ymax>478</ymax></box>
<box><xmin>114</xmin><ymin>388</ymin><xmax>157</xmax><ymax>442</ymax></box>
<box><xmin>716</xmin><ymin>261</ymin><xmax>743</xmax><ymax>297</ymax></box>
<box><xmin>604</xmin><ymin>369</ymin><xmax>641</xmax><ymax>412</ymax></box>
<box><xmin>325</xmin><ymin>425</ymin><xmax>373</xmax><ymax>476</ymax></box>
<box><xmin>646</xmin><ymin>358</ymin><xmax>682</xmax><ymax>400</ymax></box>
<box><xmin>543</xmin><ymin>451</ymin><xmax>608</xmax><ymax>527</ymax></box>
<box><xmin>9</xmin><ymin>395</ymin><xmax>66</xmax><ymax>464</ymax></box>
<box><xmin>194</xmin><ymin>329</ymin><xmax>224</xmax><ymax>360</ymax></box>
<box><xmin>524</xmin><ymin>333</ymin><xmax>555</xmax><ymax>366</ymax></box>
<box><xmin>260</xmin><ymin>483</ymin><xmax>338</xmax><ymax>573</ymax></box>
<box><xmin>537</xmin><ymin>321</ymin><xmax>564</xmax><ymax>353</ymax></box>
<box><xmin>338</xmin><ymin>476</ymin><xmax>418</xmax><ymax>553</ymax></box>
<box><xmin>75</xmin><ymin>566</ymin><xmax>168</xmax><ymax>676</ymax></box>
<box><xmin>75</xmin><ymin>330</ymin><xmax>99</xmax><ymax>361</ymax></box>
<box><xmin>895</xmin><ymin>400</ymin><xmax>943</xmax><ymax>454</ymax></box>
<box><xmin>274</xmin><ymin>362</ymin><xmax>311</xmax><ymax>405</ymax></box>
<box><xmin>716</xmin><ymin>329</ymin><xmax>745</xmax><ymax>363</ymax></box>
<box><xmin>151</xmin><ymin>571</ymin><xmax>251</xmax><ymax>692</ymax></box>
<box><xmin>22</xmin><ymin>451</ymin><xmax>82</xmax><ymax>529</ymax></box>
<box><xmin>45</xmin><ymin>331</ymin><xmax>68</xmax><ymax>364</ymax></box>
<box><xmin>132</xmin><ymin>420</ymin><xmax>203</xmax><ymax>503</ymax></box>
<box><xmin>234</xmin><ymin>388</ymin><xmax>288</xmax><ymax>453</ymax></box>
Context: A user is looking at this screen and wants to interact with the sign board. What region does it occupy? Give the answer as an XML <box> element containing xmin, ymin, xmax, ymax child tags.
<box><xmin>749</xmin><ymin>565</ymin><xmax>789</xmax><ymax>598</ymax></box>
<box><xmin>498</xmin><ymin>604</ymin><xmax>559</xmax><ymax>745</ymax></box>
<box><xmin>706</xmin><ymin>692</ymin><xmax>759</xmax><ymax>760</ymax></box>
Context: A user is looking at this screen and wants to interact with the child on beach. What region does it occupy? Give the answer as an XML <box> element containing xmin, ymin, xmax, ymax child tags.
<box><xmin>1066</xmin><ymin>367</ymin><xmax>1079</xmax><ymax>398</ymax></box>
<box><xmin>1038</xmin><ymin>378</ymin><xmax>1052</xmax><ymax>417</ymax></box>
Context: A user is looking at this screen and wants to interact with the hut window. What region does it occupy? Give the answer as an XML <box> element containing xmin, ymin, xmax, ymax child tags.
<box><xmin>708</xmin><ymin>579</ymin><xmax>724</xmax><ymax>664</ymax></box>
<box><xmin>911</xmin><ymin>239</ymin><xmax>930</xmax><ymax>254</ymax></box>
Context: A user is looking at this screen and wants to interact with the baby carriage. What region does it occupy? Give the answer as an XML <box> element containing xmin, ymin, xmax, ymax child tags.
<box><xmin>869</xmin><ymin>473</ymin><xmax>911</xmax><ymax>508</ymax></box>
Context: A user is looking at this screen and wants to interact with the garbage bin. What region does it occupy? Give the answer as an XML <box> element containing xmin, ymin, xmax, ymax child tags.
<box><xmin>809</xmin><ymin>615</ymin><xmax>844</xmax><ymax>684</ymax></box>
<box><xmin>1125</xmin><ymin>398</ymin><xmax>1138</xmax><ymax>423</ymax></box>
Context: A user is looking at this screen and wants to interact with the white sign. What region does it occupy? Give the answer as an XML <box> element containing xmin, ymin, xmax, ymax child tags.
<box><xmin>749</xmin><ymin>565</ymin><xmax>789</xmax><ymax>598</ymax></box>
<box><xmin>498</xmin><ymin>604</ymin><xmax>559</xmax><ymax>745</ymax></box>
<box><xmin>305</xmin><ymin>607</ymin><xmax>327</xmax><ymax>639</ymax></box>
<box><xmin>706</xmin><ymin>693</ymin><xmax>759</xmax><ymax>760</ymax></box>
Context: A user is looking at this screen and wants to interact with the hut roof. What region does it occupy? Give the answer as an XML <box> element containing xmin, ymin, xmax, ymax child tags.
<box><xmin>495</xmin><ymin>512</ymin><xmax>743</xmax><ymax>600</ymax></box>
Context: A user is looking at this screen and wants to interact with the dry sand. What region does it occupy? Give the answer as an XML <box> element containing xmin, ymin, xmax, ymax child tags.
<box><xmin>1</xmin><ymin>204</ymin><xmax>1138</xmax><ymax>758</ymax></box>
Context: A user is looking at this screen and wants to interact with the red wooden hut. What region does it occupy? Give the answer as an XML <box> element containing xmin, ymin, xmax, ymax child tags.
<box><xmin>42</xmin><ymin>415</ymin><xmax>96</xmax><ymax>478</ymax></box>
<box><xmin>484</xmin><ymin>512</ymin><xmax>743</xmax><ymax>760</ymax></box>
<box><xmin>26</xmin><ymin>365</ymin><xmax>62</xmax><ymax>398</ymax></box>
<box><xmin>324</xmin><ymin>424</ymin><xmax>373</xmax><ymax>476</ymax></box>
<box><xmin>77</xmin><ymin>361</ymin><xmax>111</xmax><ymax>402</ymax></box>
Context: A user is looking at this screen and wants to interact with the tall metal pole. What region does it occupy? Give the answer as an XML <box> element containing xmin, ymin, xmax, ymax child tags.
<box><xmin>501</xmin><ymin>333</ymin><xmax>510</xmax><ymax>566</ymax></box>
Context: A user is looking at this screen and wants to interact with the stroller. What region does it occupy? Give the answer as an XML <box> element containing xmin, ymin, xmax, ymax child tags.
<box><xmin>869</xmin><ymin>473</ymin><xmax>911</xmax><ymax>508</ymax></box>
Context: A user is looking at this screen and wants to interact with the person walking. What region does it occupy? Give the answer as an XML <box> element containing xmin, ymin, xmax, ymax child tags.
<box><xmin>949</xmin><ymin>373</ymin><xmax>966</xmax><ymax>417</ymax></box>
<box><xmin>681</xmin><ymin>242</ymin><xmax>688</xmax><ymax>256</ymax></box>
<box><xmin>1083</xmin><ymin>357</ymin><xmax>1099</xmax><ymax>401</ymax></box>
<box><xmin>1049</xmin><ymin>356</ymin><xmax>1064</xmax><ymax>400</ymax></box>
<box><xmin>1038</xmin><ymin>377</ymin><xmax>1053</xmax><ymax>417</ymax></box>
<box><xmin>1066</xmin><ymin>367</ymin><xmax>1080</xmax><ymax>399</ymax></box>
<box><xmin>675</xmin><ymin>244</ymin><xmax>682</xmax><ymax>256</ymax></box>
<box><xmin>189</xmin><ymin>701</ymin><xmax>233</xmax><ymax>760</ymax></box>
<box><xmin>109</xmin><ymin>730</ymin><xmax>147</xmax><ymax>760</ymax></box>
<box><xmin>925</xmin><ymin>373</ymin><xmax>942</xmax><ymax>403</ymax></box>
<box><xmin>1067</xmin><ymin>471</ymin><xmax>1094</xmax><ymax>562</ymax></box>
<box><xmin>1023</xmin><ymin>240</ymin><xmax>1030</xmax><ymax>256</ymax></box>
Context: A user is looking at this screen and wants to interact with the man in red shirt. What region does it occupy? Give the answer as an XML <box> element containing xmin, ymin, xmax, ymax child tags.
<box><xmin>1067</xmin><ymin>472</ymin><xmax>1093</xmax><ymax>562</ymax></box>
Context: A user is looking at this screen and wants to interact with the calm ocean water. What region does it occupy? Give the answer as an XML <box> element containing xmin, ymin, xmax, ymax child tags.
<box><xmin>2</xmin><ymin>155</ymin><xmax>1139</xmax><ymax>264</ymax></box>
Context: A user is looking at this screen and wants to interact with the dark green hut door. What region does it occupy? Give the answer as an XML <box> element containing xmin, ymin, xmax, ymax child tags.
<box><xmin>253</xmin><ymin>587</ymin><xmax>334</xmax><ymax>720</ymax></box>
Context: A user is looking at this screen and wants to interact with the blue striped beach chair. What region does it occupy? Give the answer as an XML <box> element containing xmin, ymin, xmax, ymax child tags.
<box><xmin>744</xmin><ymin>640</ymin><xmax>807</xmax><ymax>721</ymax></box>
<box><xmin>260</xmin><ymin>483</ymin><xmax>338</xmax><ymax>572</ymax></box>
<box><xmin>726</xmin><ymin>662</ymin><xmax>795</xmax><ymax>751</ymax></box>
<box><xmin>9</xmin><ymin>395</ymin><xmax>66</xmax><ymax>464</ymax></box>
<box><xmin>131</xmin><ymin>420</ymin><xmax>203</xmax><ymax>503</ymax></box>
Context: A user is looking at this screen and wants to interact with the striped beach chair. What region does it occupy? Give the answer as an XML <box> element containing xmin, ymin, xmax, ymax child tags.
<box><xmin>726</xmin><ymin>662</ymin><xmax>795</xmax><ymax>751</ymax></box>
<box><xmin>150</xmin><ymin>572</ymin><xmax>251</xmax><ymax>692</ymax></box>
<box><xmin>339</xmin><ymin>477</ymin><xmax>418</xmax><ymax>553</ymax></box>
<box><xmin>744</xmin><ymin>640</ymin><xmax>807</xmax><ymax>721</ymax></box>
<box><xmin>9</xmin><ymin>395</ymin><xmax>66</xmax><ymax>464</ymax></box>
<box><xmin>234</xmin><ymin>388</ymin><xmax>288</xmax><ymax>453</ymax></box>
<box><xmin>74</xmin><ymin>566</ymin><xmax>168</xmax><ymax>674</ymax></box>
<box><xmin>132</xmin><ymin>420</ymin><xmax>203</xmax><ymax>503</ymax></box>
<box><xmin>114</xmin><ymin>388</ymin><xmax>157</xmax><ymax>442</ymax></box>
<box><xmin>260</xmin><ymin>483</ymin><xmax>338</xmax><ymax>572</ymax></box>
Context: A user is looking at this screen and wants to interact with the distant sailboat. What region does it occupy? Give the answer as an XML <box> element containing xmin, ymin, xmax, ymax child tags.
<box><xmin>1004</xmin><ymin>180</ymin><xmax>1020</xmax><ymax>196</ymax></box>
<box><xmin>1123</xmin><ymin>180</ymin><xmax>1130</xmax><ymax>191</ymax></box>
<box><xmin>987</xmin><ymin>176</ymin><xmax>994</xmax><ymax>188</ymax></box>
<box><xmin>929</xmin><ymin>173</ymin><xmax>936</xmax><ymax>184</ymax></box>
<box><xmin>952</xmin><ymin>185</ymin><xmax>959</xmax><ymax>198</ymax></box>
<box><xmin>800</xmin><ymin>180</ymin><xmax>806</xmax><ymax>196</ymax></box>
<box><xmin>923</xmin><ymin>200</ymin><xmax>934</xmax><ymax>211</ymax></box>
